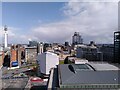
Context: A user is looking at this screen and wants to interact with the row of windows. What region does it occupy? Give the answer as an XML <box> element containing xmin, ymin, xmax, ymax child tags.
<box><xmin>60</xmin><ymin>85</ymin><xmax>120</xmax><ymax>89</ymax></box>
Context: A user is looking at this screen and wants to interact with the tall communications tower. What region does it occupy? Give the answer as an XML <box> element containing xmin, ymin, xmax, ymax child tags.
<box><xmin>4</xmin><ymin>25</ymin><xmax>8</xmax><ymax>48</ymax></box>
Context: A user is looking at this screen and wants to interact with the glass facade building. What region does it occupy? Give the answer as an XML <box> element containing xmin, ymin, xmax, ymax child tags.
<box><xmin>114</xmin><ymin>31</ymin><xmax>120</xmax><ymax>63</ymax></box>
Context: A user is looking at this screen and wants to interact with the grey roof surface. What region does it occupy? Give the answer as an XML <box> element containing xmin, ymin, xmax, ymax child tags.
<box><xmin>59</xmin><ymin>64</ymin><xmax>120</xmax><ymax>85</ymax></box>
<box><xmin>89</xmin><ymin>62</ymin><xmax>119</xmax><ymax>71</ymax></box>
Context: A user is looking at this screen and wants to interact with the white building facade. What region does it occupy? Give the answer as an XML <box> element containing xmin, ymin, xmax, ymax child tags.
<box><xmin>37</xmin><ymin>52</ymin><xmax>59</xmax><ymax>75</ymax></box>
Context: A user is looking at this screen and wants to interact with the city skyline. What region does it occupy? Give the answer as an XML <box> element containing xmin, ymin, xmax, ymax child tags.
<box><xmin>1</xmin><ymin>1</ymin><xmax>120</xmax><ymax>89</ymax></box>
<box><xmin>0</xmin><ymin>1</ymin><xmax>118</xmax><ymax>44</ymax></box>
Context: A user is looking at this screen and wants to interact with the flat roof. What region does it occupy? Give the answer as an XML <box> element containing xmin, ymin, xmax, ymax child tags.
<box><xmin>89</xmin><ymin>62</ymin><xmax>120</xmax><ymax>71</ymax></box>
<box><xmin>59</xmin><ymin>64</ymin><xmax>120</xmax><ymax>85</ymax></box>
<box><xmin>25</xmin><ymin>46</ymin><xmax>37</xmax><ymax>49</ymax></box>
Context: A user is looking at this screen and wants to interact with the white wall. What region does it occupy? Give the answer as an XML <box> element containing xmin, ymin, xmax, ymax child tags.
<box><xmin>37</xmin><ymin>52</ymin><xmax>59</xmax><ymax>75</ymax></box>
<box><xmin>38</xmin><ymin>53</ymin><xmax>46</xmax><ymax>74</ymax></box>
<box><xmin>46</xmin><ymin>52</ymin><xmax>59</xmax><ymax>74</ymax></box>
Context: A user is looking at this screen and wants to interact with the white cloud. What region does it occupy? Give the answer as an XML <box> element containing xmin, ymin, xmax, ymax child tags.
<box><xmin>30</xmin><ymin>1</ymin><xmax>118</xmax><ymax>44</ymax></box>
<box><xmin>1</xmin><ymin>1</ymin><xmax>118</xmax><ymax>44</ymax></box>
<box><xmin>0</xmin><ymin>26</ymin><xmax>28</xmax><ymax>44</ymax></box>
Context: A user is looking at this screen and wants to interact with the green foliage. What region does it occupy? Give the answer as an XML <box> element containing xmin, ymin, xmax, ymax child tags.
<box><xmin>59</xmin><ymin>60</ymin><xmax>64</xmax><ymax>64</ymax></box>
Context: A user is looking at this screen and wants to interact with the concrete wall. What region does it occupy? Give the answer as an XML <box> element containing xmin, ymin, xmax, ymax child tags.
<box><xmin>38</xmin><ymin>53</ymin><xmax>46</xmax><ymax>74</ymax></box>
<box><xmin>46</xmin><ymin>52</ymin><xmax>59</xmax><ymax>74</ymax></box>
<box><xmin>38</xmin><ymin>52</ymin><xmax>59</xmax><ymax>75</ymax></box>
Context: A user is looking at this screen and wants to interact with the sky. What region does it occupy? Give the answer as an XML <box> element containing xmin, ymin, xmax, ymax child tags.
<box><xmin>0</xmin><ymin>0</ymin><xmax>119</xmax><ymax>44</ymax></box>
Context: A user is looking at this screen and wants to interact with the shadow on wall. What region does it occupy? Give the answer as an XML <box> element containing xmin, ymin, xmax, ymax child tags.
<box><xmin>3</xmin><ymin>55</ymin><xmax>10</xmax><ymax>67</ymax></box>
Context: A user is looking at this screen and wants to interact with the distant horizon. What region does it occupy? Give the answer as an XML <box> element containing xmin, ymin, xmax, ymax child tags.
<box><xmin>0</xmin><ymin>42</ymin><xmax>115</xmax><ymax>45</ymax></box>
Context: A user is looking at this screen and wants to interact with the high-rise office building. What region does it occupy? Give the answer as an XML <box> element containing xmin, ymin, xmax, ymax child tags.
<box><xmin>38</xmin><ymin>42</ymin><xmax>43</xmax><ymax>54</ymax></box>
<box><xmin>114</xmin><ymin>31</ymin><xmax>120</xmax><ymax>63</ymax></box>
<box><xmin>25</xmin><ymin>47</ymin><xmax>37</xmax><ymax>64</ymax></box>
<box><xmin>29</xmin><ymin>40</ymin><xmax>38</xmax><ymax>47</ymax></box>
<box><xmin>72</xmin><ymin>32</ymin><xmax>83</xmax><ymax>45</ymax></box>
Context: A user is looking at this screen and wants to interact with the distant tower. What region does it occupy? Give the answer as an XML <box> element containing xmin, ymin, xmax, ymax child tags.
<box><xmin>4</xmin><ymin>25</ymin><xmax>8</xmax><ymax>48</ymax></box>
<box><xmin>72</xmin><ymin>32</ymin><xmax>83</xmax><ymax>45</ymax></box>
